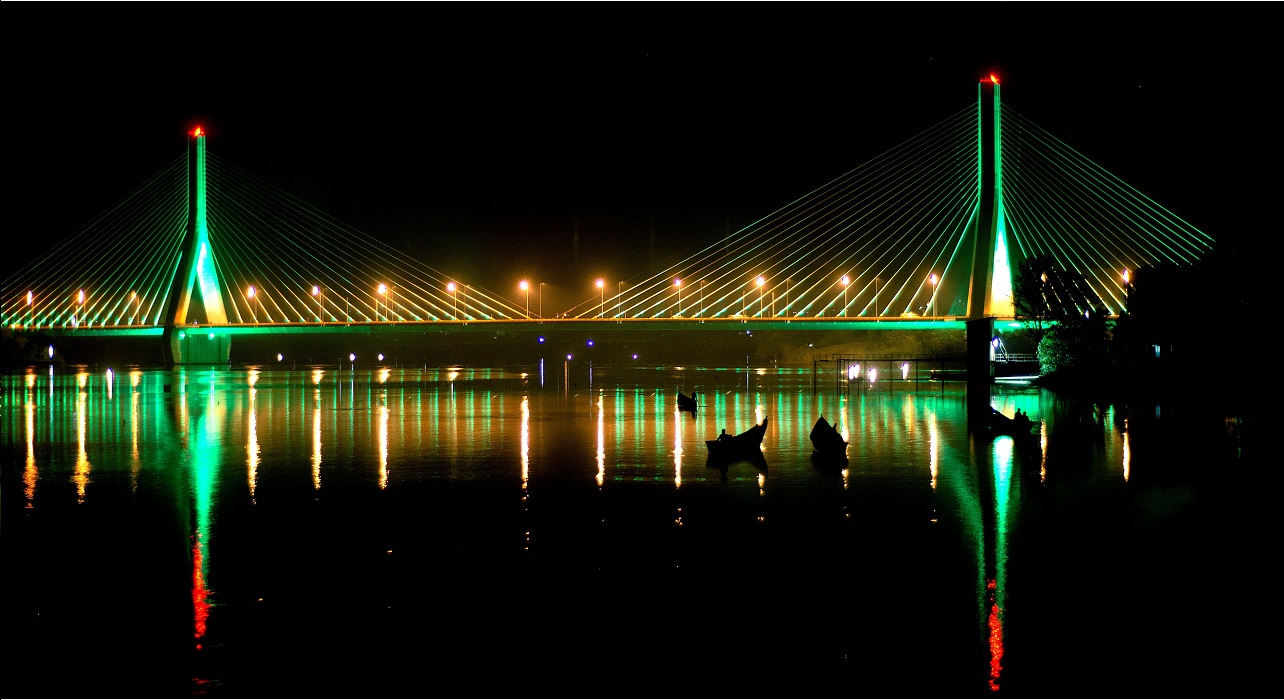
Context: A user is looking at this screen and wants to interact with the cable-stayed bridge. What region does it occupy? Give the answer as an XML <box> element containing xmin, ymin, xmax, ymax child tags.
<box><xmin>2</xmin><ymin>78</ymin><xmax>1213</xmax><ymax>365</ymax></box>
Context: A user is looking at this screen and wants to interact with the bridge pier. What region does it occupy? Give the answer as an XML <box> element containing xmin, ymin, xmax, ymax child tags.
<box><xmin>164</xmin><ymin>327</ymin><xmax>232</xmax><ymax>366</ymax></box>
<box><xmin>965</xmin><ymin>317</ymin><xmax>994</xmax><ymax>421</ymax></box>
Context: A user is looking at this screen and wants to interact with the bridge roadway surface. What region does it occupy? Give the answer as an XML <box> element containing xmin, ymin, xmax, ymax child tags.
<box><xmin>44</xmin><ymin>317</ymin><xmax>972</xmax><ymax>337</ymax></box>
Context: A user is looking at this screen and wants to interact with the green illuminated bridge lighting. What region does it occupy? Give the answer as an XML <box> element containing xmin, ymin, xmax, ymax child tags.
<box><xmin>2</xmin><ymin>76</ymin><xmax>1213</xmax><ymax>347</ymax></box>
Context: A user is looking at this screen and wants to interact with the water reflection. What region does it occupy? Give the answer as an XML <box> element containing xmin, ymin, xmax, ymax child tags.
<box><xmin>0</xmin><ymin>365</ymin><xmax>1252</xmax><ymax>698</ymax></box>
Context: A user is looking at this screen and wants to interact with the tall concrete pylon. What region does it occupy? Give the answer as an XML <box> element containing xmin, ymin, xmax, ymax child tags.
<box><xmin>966</xmin><ymin>75</ymin><xmax>1004</xmax><ymax>417</ymax></box>
<box><xmin>162</xmin><ymin>126</ymin><xmax>231</xmax><ymax>365</ymax></box>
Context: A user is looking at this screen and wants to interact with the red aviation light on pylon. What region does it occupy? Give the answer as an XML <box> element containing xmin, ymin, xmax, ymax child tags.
<box><xmin>192</xmin><ymin>126</ymin><xmax>204</xmax><ymax>137</ymax></box>
<box><xmin>989</xmin><ymin>74</ymin><xmax>1000</xmax><ymax>84</ymax></box>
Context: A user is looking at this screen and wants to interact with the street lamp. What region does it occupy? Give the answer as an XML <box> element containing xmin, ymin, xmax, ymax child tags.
<box><xmin>519</xmin><ymin>280</ymin><xmax>530</xmax><ymax>318</ymax></box>
<box><xmin>27</xmin><ymin>290</ymin><xmax>33</xmax><ymax>328</ymax></box>
<box><xmin>929</xmin><ymin>273</ymin><xmax>938</xmax><ymax>318</ymax></box>
<box><xmin>247</xmin><ymin>286</ymin><xmax>257</xmax><ymax>325</ymax></box>
<box><xmin>674</xmin><ymin>279</ymin><xmax>682</xmax><ymax>316</ymax></box>
<box><xmin>840</xmin><ymin>275</ymin><xmax>850</xmax><ymax>316</ymax></box>
<box><xmin>596</xmin><ymin>278</ymin><xmax>605</xmax><ymax>317</ymax></box>
<box><xmin>1122</xmin><ymin>269</ymin><xmax>1131</xmax><ymax>313</ymax></box>
<box><xmin>756</xmin><ymin>276</ymin><xmax>765</xmax><ymax>316</ymax></box>
<box><xmin>785</xmin><ymin>279</ymin><xmax>791</xmax><ymax>319</ymax></box>
<box><xmin>130</xmin><ymin>291</ymin><xmax>137</xmax><ymax>325</ymax></box>
<box><xmin>447</xmin><ymin>282</ymin><xmax>458</xmax><ymax>319</ymax></box>
<box><xmin>313</xmin><ymin>285</ymin><xmax>322</xmax><ymax>324</ymax></box>
<box><xmin>874</xmin><ymin>277</ymin><xmax>880</xmax><ymax>320</ymax></box>
<box><xmin>539</xmin><ymin>282</ymin><xmax>544</xmax><ymax>320</ymax></box>
<box><xmin>378</xmin><ymin>283</ymin><xmax>388</xmax><ymax>322</ymax></box>
<box><xmin>76</xmin><ymin>289</ymin><xmax>85</xmax><ymax>327</ymax></box>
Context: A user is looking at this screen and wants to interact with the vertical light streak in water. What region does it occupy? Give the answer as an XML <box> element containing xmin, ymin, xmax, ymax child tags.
<box><xmin>105</xmin><ymin>368</ymin><xmax>113</xmax><ymax>400</ymax></box>
<box><xmin>987</xmin><ymin>438</ymin><xmax>1014</xmax><ymax>692</ymax></box>
<box><xmin>929</xmin><ymin>413</ymin><xmax>940</xmax><ymax>492</ymax></box>
<box><xmin>190</xmin><ymin>369</ymin><xmax>223</xmax><ymax>650</ymax></box>
<box><xmin>74</xmin><ymin>372</ymin><xmax>90</xmax><ymax>503</ymax></box>
<box><xmin>24</xmin><ymin>393</ymin><xmax>37</xmax><ymax>506</ymax></box>
<box><xmin>673</xmin><ymin>408</ymin><xmax>683</xmax><ymax>489</ymax></box>
<box><xmin>247</xmin><ymin>370</ymin><xmax>259</xmax><ymax>500</ymax></box>
<box><xmin>378</xmin><ymin>404</ymin><xmax>389</xmax><ymax>490</ymax></box>
<box><xmin>312</xmin><ymin>392</ymin><xmax>322</xmax><ymax>490</ymax></box>
<box><xmin>596</xmin><ymin>392</ymin><xmax>605</xmax><ymax>488</ymax></box>
<box><xmin>520</xmin><ymin>395</ymin><xmax>530</xmax><ymax>493</ymax></box>
<box><xmin>192</xmin><ymin>527</ymin><xmax>210</xmax><ymax>646</ymax></box>
<box><xmin>539</xmin><ymin>357</ymin><xmax>544</xmax><ymax>388</ymax></box>
<box><xmin>837</xmin><ymin>395</ymin><xmax>850</xmax><ymax>493</ymax></box>
<box><xmin>1121</xmin><ymin>416</ymin><xmax>1131</xmax><ymax>482</ymax></box>
<box><xmin>1039</xmin><ymin>422</ymin><xmax>1049</xmax><ymax>483</ymax></box>
<box><xmin>521</xmin><ymin>394</ymin><xmax>530</xmax><ymax>551</ymax></box>
<box><xmin>131</xmin><ymin>386</ymin><xmax>141</xmax><ymax>492</ymax></box>
<box><xmin>313</xmin><ymin>369</ymin><xmax>325</xmax><ymax>490</ymax></box>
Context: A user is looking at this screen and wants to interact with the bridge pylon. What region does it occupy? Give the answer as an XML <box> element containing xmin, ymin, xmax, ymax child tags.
<box><xmin>966</xmin><ymin>75</ymin><xmax>1007</xmax><ymax>417</ymax></box>
<box><xmin>161</xmin><ymin>126</ymin><xmax>232</xmax><ymax>365</ymax></box>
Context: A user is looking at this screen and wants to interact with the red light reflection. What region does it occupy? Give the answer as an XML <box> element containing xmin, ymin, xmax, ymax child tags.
<box><xmin>987</xmin><ymin>578</ymin><xmax>1004</xmax><ymax>691</ymax></box>
<box><xmin>192</xmin><ymin>529</ymin><xmax>210</xmax><ymax>645</ymax></box>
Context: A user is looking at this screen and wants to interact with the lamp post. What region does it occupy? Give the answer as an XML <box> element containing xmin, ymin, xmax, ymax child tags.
<box><xmin>596</xmin><ymin>279</ymin><xmax>604</xmax><ymax>317</ymax></box>
<box><xmin>27</xmin><ymin>290</ymin><xmax>33</xmax><ymax>328</ymax></box>
<box><xmin>874</xmin><ymin>277</ymin><xmax>880</xmax><ymax>320</ymax></box>
<box><xmin>130</xmin><ymin>291</ymin><xmax>137</xmax><ymax>325</ymax></box>
<box><xmin>313</xmin><ymin>285</ymin><xmax>322</xmax><ymax>324</ymax></box>
<box><xmin>840</xmin><ymin>275</ymin><xmax>850</xmax><ymax>316</ymax></box>
<box><xmin>618</xmin><ymin>281</ymin><xmax>623</xmax><ymax>320</ymax></box>
<box><xmin>785</xmin><ymin>279</ymin><xmax>791</xmax><ymax>319</ymax></box>
<box><xmin>539</xmin><ymin>282</ymin><xmax>544</xmax><ymax>320</ymax></box>
<box><xmin>699</xmin><ymin>280</ymin><xmax>704</xmax><ymax>319</ymax></box>
<box><xmin>378</xmin><ymin>283</ymin><xmax>388</xmax><ymax>322</ymax></box>
<box><xmin>929</xmin><ymin>273</ymin><xmax>937</xmax><ymax>318</ymax></box>
<box><xmin>756</xmin><ymin>276</ymin><xmax>765</xmax><ymax>317</ymax></box>
<box><xmin>674</xmin><ymin>279</ymin><xmax>682</xmax><ymax>316</ymax></box>
<box><xmin>75</xmin><ymin>289</ymin><xmax>85</xmax><ymax>327</ymax></box>
<box><xmin>520</xmin><ymin>280</ymin><xmax>530</xmax><ymax>318</ymax></box>
<box><xmin>447</xmin><ymin>282</ymin><xmax>457</xmax><ymax>320</ymax></box>
<box><xmin>247</xmin><ymin>286</ymin><xmax>256</xmax><ymax>325</ymax></box>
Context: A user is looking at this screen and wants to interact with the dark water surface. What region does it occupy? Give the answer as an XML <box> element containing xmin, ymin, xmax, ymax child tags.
<box><xmin>1</xmin><ymin>363</ymin><xmax>1270</xmax><ymax>698</ymax></box>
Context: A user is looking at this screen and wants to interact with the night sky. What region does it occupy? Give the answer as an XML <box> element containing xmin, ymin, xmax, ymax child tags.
<box><xmin>4</xmin><ymin>3</ymin><xmax>1271</xmax><ymax>311</ymax></box>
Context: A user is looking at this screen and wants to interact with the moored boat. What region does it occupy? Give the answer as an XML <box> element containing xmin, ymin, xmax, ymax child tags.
<box><xmin>705</xmin><ymin>417</ymin><xmax>768</xmax><ymax>462</ymax></box>
<box><xmin>809</xmin><ymin>416</ymin><xmax>848</xmax><ymax>461</ymax></box>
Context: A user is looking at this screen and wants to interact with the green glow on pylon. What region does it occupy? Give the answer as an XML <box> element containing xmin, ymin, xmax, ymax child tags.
<box><xmin>991</xmin><ymin>218</ymin><xmax>1015</xmax><ymax>317</ymax></box>
<box><xmin>989</xmin><ymin>80</ymin><xmax>1014</xmax><ymax>318</ymax></box>
<box><xmin>192</xmin><ymin>131</ymin><xmax>227</xmax><ymax>324</ymax></box>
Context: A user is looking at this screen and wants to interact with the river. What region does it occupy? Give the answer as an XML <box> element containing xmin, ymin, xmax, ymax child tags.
<box><xmin>1</xmin><ymin>361</ymin><xmax>1267</xmax><ymax>698</ymax></box>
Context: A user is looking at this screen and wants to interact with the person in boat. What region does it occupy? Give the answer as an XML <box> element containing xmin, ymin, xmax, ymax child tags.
<box><xmin>718</xmin><ymin>429</ymin><xmax>727</xmax><ymax>441</ymax></box>
<box><xmin>1013</xmin><ymin>409</ymin><xmax>1032</xmax><ymax>434</ymax></box>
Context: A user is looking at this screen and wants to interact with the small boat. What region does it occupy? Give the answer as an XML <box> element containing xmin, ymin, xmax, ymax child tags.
<box><xmin>705</xmin><ymin>417</ymin><xmax>769</xmax><ymax>462</ymax></box>
<box><xmin>987</xmin><ymin>407</ymin><xmax>1039</xmax><ymax>439</ymax></box>
<box><xmin>809</xmin><ymin>416</ymin><xmax>848</xmax><ymax>461</ymax></box>
<box><xmin>677</xmin><ymin>390</ymin><xmax>699</xmax><ymax>414</ymax></box>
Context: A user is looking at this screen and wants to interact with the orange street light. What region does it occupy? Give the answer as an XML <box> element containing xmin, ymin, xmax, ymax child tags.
<box><xmin>520</xmin><ymin>280</ymin><xmax>530</xmax><ymax>317</ymax></box>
